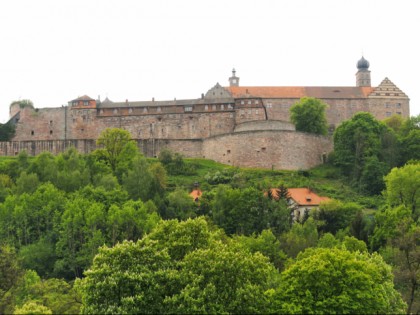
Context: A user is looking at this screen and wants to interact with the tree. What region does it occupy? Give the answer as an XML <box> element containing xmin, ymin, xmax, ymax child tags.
<box><xmin>0</xmin><ymin>245</ymin><xmax>22</xmax><ymax>308</ymax></box>
<box><xmin>289</xmin><ymin>97</ymin><xmax>328</xmax><ymax>135</ymax></box>
<box><xmin>0</xmin><ymin>122</ymin><xmax>15</xmax><ymax>141</ymax></box>
<box><xmin>384</xmin><ymin>163</ymin><xmax>420</xmax><ymax>219</ymax></box>
<box><xmin>333</xmin><ymin>112</ymin><xmax>397</xmax><ymax>192</ymax></box>
<box><xmin>78</xmin><ymin>218</ymin><xmax>226</xmax><ymax>314</ymax></box>
<box><xmin>279</xmin><ymin>217</ymin><xmax>318</xmax><ymax>258</ymax></box>
<box><xmin>163</xmin><ymin>188</ymin><xmax>197</xmax><ymax>220</ymax></box>
<box><xmin>234</xmin><ymin>229</ymin><xmax>287</xmax><ymax>270</ymax></box>
<box><xmin>312</xmin><ymin>199</ymin><xmax>361</xmax><ymax>235</ymax></box>
<box><xmin>212</xmin><ymin>186</ymin><xmax>291</xmax><ymax>236</ymax></box>
<box><xmin>271</xmin><ymin>247</ymin><xmax>406</xmax><ymax>314</ymax></box>
<box><xmin>95</xmin><ymin>128</ymin><xmax>138</xmax><ymax>174</ymax></box>
<box><xmin>166</xmin><ymin>243</ymin><xmax>276</xmax><ymax>314</ymax></box>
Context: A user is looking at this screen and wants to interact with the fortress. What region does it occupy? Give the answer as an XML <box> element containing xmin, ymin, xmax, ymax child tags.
<box><xmin>0</xmin><ymin>57</ymin><xmax>410</xmax><ymax>170</ymax></box>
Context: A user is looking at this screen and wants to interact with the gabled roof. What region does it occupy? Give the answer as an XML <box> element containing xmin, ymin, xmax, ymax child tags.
<box><xmin>226</xmin><ymin>86</ymin><xmax>374</xmax><ymax>99</ymax></box>
<box><xmin>288</xmin><ymin>188</ymin><xmax>330</xmax><ymax>206</ymax></box>
<box><xmin>70</xmin><ymin>95</ymin><xmax>95</xmax><ymax>102</ymax></box>
<box><xmin>369</xmin><ymin>77</ymin><xmax>409</xmax><ymax>99</ymax></box>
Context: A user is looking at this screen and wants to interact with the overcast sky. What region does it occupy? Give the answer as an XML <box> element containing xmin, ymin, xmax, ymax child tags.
<box><xmin>0</xmin><ymin>0</ymin><xmax>418</xmax><ymax>123</ymax></box>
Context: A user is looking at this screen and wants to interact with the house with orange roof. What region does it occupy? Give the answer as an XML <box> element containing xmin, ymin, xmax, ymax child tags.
<box><xmin>189</xmin><ymin>189</ymin><xmax>202</xmax><ymax>202</ymax></box>
<box><xmin>287</xmin><ymin>188</ymin><xmax>330</xmax><ymax>222</ymax></box>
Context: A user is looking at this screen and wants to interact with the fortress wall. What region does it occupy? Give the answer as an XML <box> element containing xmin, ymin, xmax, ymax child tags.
<box><xmin>0</xmin><ymin>140</ymin><xmax>97</xmax><ymax>156</ymax></box>
<box><xmin>234</xmin><ymin>120</ymin><xmax>295</xmax><ymax>132</ymax></box>
<box><xmin>136</xmin><ymin>139</ymin><xmax>203</xmax><ymax>158</ymax></box>
<box><xmin>12</xmin><ymin>107</ymin><xmax>67</xmax><ymax>141</ymax></box>
<box><xmin>0</xmin><ymin>138</ymin><xmax>202</xmax><ymax>159</ymax></box>
<box><xmin>202</xmin><ymin>130</ymin><xmax>333</xmax><ymax>170</ymax></box>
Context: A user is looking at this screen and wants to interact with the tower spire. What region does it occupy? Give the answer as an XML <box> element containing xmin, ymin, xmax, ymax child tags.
<box><xmin>229</xmin><ymin>68</ymin><xmax>239</xmax><ymax>87</ymax></box>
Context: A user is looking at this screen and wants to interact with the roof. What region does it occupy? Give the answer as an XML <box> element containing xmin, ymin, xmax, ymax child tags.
<box><xmin>288</xmin><ymin>188</ymin><xmax>330</xmax><ymax>206</ymax></box>
<box><xmin>98</xmin><ymin>98</ymin><xmax>234</xmax><ymax>108</ymax></box>
<box><xmin>226</xmin><ymin>86</ymin><xmax>374</xmax><ymax>99</ymax></box>
<box><xmin>189</xmin><ymin>189</ymin><xmax>202</xmax><ymax>201</ymax></box>
<box><xmin>70</xmin><ymin>95</ymin><xmax>95</xmax><ymax>102</ymax></box>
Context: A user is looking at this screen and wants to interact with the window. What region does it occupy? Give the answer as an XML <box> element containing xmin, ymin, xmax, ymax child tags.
<box><xmin>396</xmin><ymin>112</ymin><xmax>402</xmax><ymax>115</ymax></box>
<box><xmin>248</xmin><ymin>100</ymin><xmax>252</xmax><ymax>105</ymax></box>
<box><xmin>184</xmin><ymin>106</ymin><xmax>193</xmax><ymax>112</ymax></box>
<box><xmin>255</xmin><ymin>109</ymin><xmax>259</xmax><ymax>115</ymax></box>
<box><xmin>221</xmin><ymin>104</ymin><xmax>224</xmax><ymax>110</ymax></box>
<box><xmin>50</xmin><ymin>130</ymin><xmax>53</xmax><ymax>135</ymax></box>
<box><xmin>204</xmin><ymin>105</ymin><xmax>208</xmax><ymax>111</ymax></box>
<box><xmin>385</xmin><ymin>103</ymin><xmax>391</xmax><ymax>108</ymax></box>
<box><xmin>31</xmin><ymin>130</ymin><xmax>34</xmax><ymax>135</ymax></box>
<box><xmin>84</xmin><ymin>101</ymin><xmax>89</xmax><ymax>106</ymax></box>
<box><xmin>241</xmin><ymin>101</ymin><xmax>244</xmax><ymax>105</ymax></box>
<box><xmin>212</xmin><ymin>105</ymin><xmax>217</xmax><ymax>110</ymax></box>
<box><xmin>396</xmin><ymin>103</ymin><xmax>401</xmax><ymax>108</ymax></box>
<box><xmin>143</xmin><ymin>107</ymin><xmax>148</xmax><ymax>113</ymax></box>
<box><xmin>255</xmin><ymin>100</ymin><xmax>259</xmax><ymax>104</ymax></box>
<box><xmin>157</xmin><ymin>107</ymin><xmax>161</xmax><ymax>112</ymax></box>
<box><xmin>386</xmin><ymin>112</ymin><xmax>392</xmax><ymax>117</ymax></box>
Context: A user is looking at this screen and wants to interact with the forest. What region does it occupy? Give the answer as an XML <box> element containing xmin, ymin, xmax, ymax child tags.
<box><xmin>0</xmin><ymin>111</ymin><xmax>419</xmax><ymax>314</ymax></box>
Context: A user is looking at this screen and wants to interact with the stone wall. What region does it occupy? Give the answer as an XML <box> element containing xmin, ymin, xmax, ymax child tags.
<box><xmin>202</xmin><ymin>130</ymin><xmax>333</xmax><ymax>170</ymax></box>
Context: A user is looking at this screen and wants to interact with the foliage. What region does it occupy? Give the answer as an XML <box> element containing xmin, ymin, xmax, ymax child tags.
<box><xmin>211</xmin><ymin>185</ymin><xmax>291</xmax><ymax>236</ymax></box>
<box><xmin>279</xmin><ymin>217</ymin><xmax>318</xmax><ymax>258</ymax></box>
<box><xmin>384</xmin><ymin>162</ymin><xmax>420</xmax><ymax>219</ymax></box>
<box><xmin>95</xmin><ymin>128</ymin><xmax>138</xmax><ymax>175</ymax></box>
<box><xmin>333</xmin><ymin>112</ymin><xmax>397</xmax><ymax>193</ymax></box>
<box><xmin>10</xmin><ymin>99</ymin><xmax>34</xmax><ymax>109</ymax></box>
<box><xmin>271</xmin><ymin>247</ymin><xmax>406</xmax><ymax>314</ymax></box>
<box><xmin>165</xmin><ymin>242</ymin><xmax>276</xmax><ymax>314</ymax></box>
<box><xmin>312</xmin><ymin>199</ymin><xmax>362</xmax><ymax>235</ymax></box>
<box><xmin>78</xmin><ymin>218</ymin><xmax>226</xmax><ymax>314</ymax></box>
<box><xmin>0</xmin><ymin>122</ymin><xmax>16</xmax><ymax>141</ymax></box>
<box><xmin>163</xmin><ymin>188</ymin><xmax>197</xmax><ymax>220</ymax></box>
<box><xmin>234</xmin><ymin>229</ymin><xmax>287</xmax><ymax>270</ymax></box>
<box><xmin>289</xmin><ymin>97</ymin><xmax>328</xmax><ymax>135</ymax></box>
<box><xmin>122</xmin><ymin>156</ymin><xmax>166</xmax><ymax>201</ymax></box>
<box><xmin>158</xmin><ymin>149</ymin><xmax>197</xmax><ymax>176</ymax></box>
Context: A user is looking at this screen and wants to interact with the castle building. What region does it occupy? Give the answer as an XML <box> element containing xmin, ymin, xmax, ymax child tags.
<box><xmin>1</xmin><ymin>57</ymin><xmax>410</xmax><ymax>170</ymax></box>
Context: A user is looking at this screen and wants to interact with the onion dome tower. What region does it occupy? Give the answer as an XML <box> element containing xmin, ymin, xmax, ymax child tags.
<box><xmin>356</xmin><ymin>56</ymin><xmax>371</xmax><ymax>87</ymax></box>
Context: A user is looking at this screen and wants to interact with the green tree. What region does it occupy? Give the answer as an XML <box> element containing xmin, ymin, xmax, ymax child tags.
<box><xmin>384</xmin><ymin>163</ymin><xmax>420</xmax><ymax>219</ymax></box>
<box><xmin>78</xmin><ymin>218</ymin><xmax>225</xmax><ymax>314</ymax></box>
<box><xmin>164</xmin><ymin>188</ymin><xmax>197</xmax><ymax>220</ymax></box>
<box><xmin>0</xmin><ymin>245</ymin><xmax>22</xmax><ymax>311</ymax></box>
<box><xmin>95</xmin><ymin>128</ymin><xmax>138</xmax><ymax>175</ymax></box>
<box><xmin>0</xmin><ymin>122</ymin><xmax>16</xmax><ymax>141</ymax></box>
<box><xmin>312</xmin><ymin>199</ymin><xmax>361</xmax><ymax>235</ymax></box>
<box><xmin>271</xmin><ymin>247</ymin><xmax>406</xmax><ymax>314</ymax></box>
<box><xmin>166</xmin><ymin>242</ymin><xmax>276</xmax><ymax>314</ymax></box>
<box><xmin>14</xmin><ymin>301</ymin><xmax>52</xmax><ymax>314</ymax></box>
<box><xmin>279</xmin><ymin>217</ymin><xmax>318</xmax><ymax>258</ymax></box>
<box><xmin>289</xmin><ymin>97</ymin><xmax>328</xmax><ymax>135</ymax></box>
<box><xmin>333</xmin><ymin>112</ymin><xmax>397</xmax><ymax>192</ymax></box>
<box><xmin>234</xmin><ymin>229</ymin><xmax>287</xmax><ymax>270</ymax></box>
<box><xmin>212</xmin><ymin>186</ymin><xmax>291</xmax><ymax>236</ymax></box>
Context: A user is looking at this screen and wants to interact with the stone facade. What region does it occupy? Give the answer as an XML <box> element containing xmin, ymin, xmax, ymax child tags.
<box><xmin>1</xmin><ymin>58</ymin><xmax>410</xmax><ymax>170</ymax></box>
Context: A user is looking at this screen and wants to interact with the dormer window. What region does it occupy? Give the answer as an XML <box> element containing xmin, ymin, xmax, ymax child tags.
<box><xmin>184</xmin><ymin>106</ymin><xmax>193</xmax><ymax>112</ymax></box>
<box><xmin>83</xmin><ymin>101</ymin><xmax>89</xmax><ymax>106</ymax></box>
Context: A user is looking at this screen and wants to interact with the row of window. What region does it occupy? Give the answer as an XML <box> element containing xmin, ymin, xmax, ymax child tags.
<box><xmin>386</xmin><ymin>112</ymin><xmax>402</xmax><ymax>117</ymax></box>
<box><xmin>385</xmin><ymin>103</ymin><xmax>402</xmax><ymax>108</ymax></box>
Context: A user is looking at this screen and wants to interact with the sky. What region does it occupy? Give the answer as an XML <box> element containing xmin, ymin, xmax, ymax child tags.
<box><xmin>0</xmin><ymin>0</ymin><xmax>419</xmax><ymax>123</ymax></box>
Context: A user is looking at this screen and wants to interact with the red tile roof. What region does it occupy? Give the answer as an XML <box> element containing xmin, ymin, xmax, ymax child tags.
<box><xmin>226</xmin><ymin>86</ymin><xmax>374</xmax><ymax>99</ymax></box>
<box><xmin>288</xmin><ymin>188</ymin><xmax>330</xmax><ymax>206</ymax></box>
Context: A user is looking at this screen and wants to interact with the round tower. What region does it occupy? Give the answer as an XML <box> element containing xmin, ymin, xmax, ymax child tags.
<box><xmin>356</xmin><ymin>56</ymin><xmax>371</xmax><ymax>87</ymax></box>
